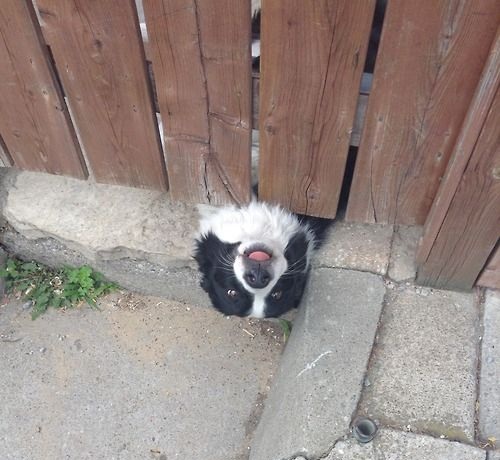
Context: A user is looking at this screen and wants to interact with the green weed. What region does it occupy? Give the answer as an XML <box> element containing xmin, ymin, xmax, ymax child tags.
<box><xmin>0</xmin><ymin>258</ymin><xmax>117</xmax><ymax>319</ymax></box>
<box><xmin>279</xmin><ymin>318</ymin><xmax>292</xmax><ymax>341</ymax></box>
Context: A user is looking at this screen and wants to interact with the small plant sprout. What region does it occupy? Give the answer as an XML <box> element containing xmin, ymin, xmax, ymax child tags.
<box><xmin>0</xmin><ymin>258</ymin><xmax>117</xmax><ymax>319</ymax></box>
<box><xmin>278</xmin><ymin>318</ymin><xmax>292</xmax><ymax>341</ymax></box>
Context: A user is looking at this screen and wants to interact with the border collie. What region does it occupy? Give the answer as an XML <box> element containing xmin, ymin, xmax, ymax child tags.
<box><xmin>194</xmin><ymin>202</ymin><xmax>331</xmax><ymax>318</ymax></box>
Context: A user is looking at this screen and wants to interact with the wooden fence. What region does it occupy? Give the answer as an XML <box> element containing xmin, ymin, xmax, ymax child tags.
<box><xmin>0</xmin><ymin>0</ymin><xmax>499</xmax><ymax>290</ymax></box>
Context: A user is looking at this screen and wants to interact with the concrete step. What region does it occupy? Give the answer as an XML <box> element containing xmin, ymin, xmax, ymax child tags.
<box><xmin>0</xmin><ymin>169</ymin><xmax>208</xmax><ymax>307</ymax></box>
<box><xmin>249</xmin><ymin>268</ymin><xmax>385</xmax><ymax>460</ymax></box>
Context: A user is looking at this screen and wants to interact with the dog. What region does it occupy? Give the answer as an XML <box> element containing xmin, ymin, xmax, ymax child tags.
<box><xmin>194</xmin><ymin>201</ymin><xmax>332</xmax><ymax>318</ymax></box>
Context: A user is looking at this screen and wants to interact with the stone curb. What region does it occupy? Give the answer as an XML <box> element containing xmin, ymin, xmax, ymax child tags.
<box><xmin>249</xmin><ymin>268</ymin><xmax>386</xmax><ymax>460</ymax></box>
<box><xmin>0</xmin><ymin>170</ymin><xmax>396</xmax><ymax>307</ymax></box>
<box><xmin>0</xmin><ymin>170</ymin><xmax>209</xmax><ymax>307</ymax></box>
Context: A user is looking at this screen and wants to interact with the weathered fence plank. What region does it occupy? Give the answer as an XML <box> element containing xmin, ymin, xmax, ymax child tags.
<box><xmin>258</xmin><ymin>0</ymin><xmax>375</xmax><ymax>218</ymax></box>
<box><xmin>416</xmin><ymin>31</ymin><xmax>500</xmax><ymax>290</ymax></box>
<box><xmin>36</xmin><ymin>0</ymin><xmax>167</xmax><ymax>190</ymax></box>
<box><xmin>252</xmin><ymin>72</ymin><xmax>370</xmax><ymax>148</ymax></box>
<box><xmin>143</xmin><ymin>0</ymin><xmax>252</xmax><ymax>204</ymax></box>
<box><xmin>0</xmin><ymin>0</ymin><xmax>86</xmax><ymax>177</ymax></box>
<box><xmin>346</xmin><ymin>0</ymin><xmax>500</xmax><ymax>225</ymax></box>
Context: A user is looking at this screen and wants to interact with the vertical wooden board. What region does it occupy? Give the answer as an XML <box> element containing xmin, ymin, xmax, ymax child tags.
<box><xmin>417</xmin><ymin>28</ymin><xmax>500</xmax><ymax>266</ymax></box>
<box><xmin>252</xmin><ymin>73</ymin><xmax>259</xmax><ymax>130</ymax></box>
<box><xmin>251</xmin><ymin>72</ymin><xmax>369</xmax><ymax>147</ymax></box>
<box><xmin>143</xmin><ymin>0</ymin><xmax>252</xmax><ymax>204</ymax></box>
<box><xmin>258</xmin><ymin>0</ymin><xmax>375</xmax><ymax>218</ymax></box>
<box><xmin>197</xmin><ymin>0</ymin><xmax>252</xmax><ymax>205</ymax></box>
<box><xmin>36</xmin><ymin>0</ymin><xmax>167</xmax><ymax>190</ymax></box>
<box><xmin>416</xmin><ymin>83</ymin><xmax>500</xmax><ymax>290</ymax></box>
<box><xmin>143</xmin><ymin>0</ymin><xmax>208</xmax><ymax>201</ymax></box>
<box><xmin>0</xmin><ymin>0</ymin><xmax>86</xmax><ymax>177</ymax></box>
<box><xmin>477</xmin><ymin>245</ymin><xmax>500</xmax><ymax>289</ymax></box>
<box><xmin>346</xmin><ymin>0</ymin><xmax>500</xmax><ymax>225</ymax></box>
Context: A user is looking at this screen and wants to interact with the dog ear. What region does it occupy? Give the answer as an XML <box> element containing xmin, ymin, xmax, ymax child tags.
<box><xmin>193</xmin><ymin>233</ymin><xmax>215</xmax><ymax>292</ymax></box>
<box><xmin>194</xmin><ymin>233</ymin><xmax>239</xmax><ymax>292</ymax></box>
<box><xmin>194</xmin><ymin>232</ymin><xmax>215</xmax><ymax>268</ymax></box>
<box><xmin>284</xmin><ymin>231</ymin><xmax>310</xmax><ymax>270</ymax></box>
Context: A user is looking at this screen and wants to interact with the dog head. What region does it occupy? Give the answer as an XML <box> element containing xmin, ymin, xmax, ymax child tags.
<box><xmin>194</xmin><ymin>202</ymin><xmax>314</xmax><ymax>318</ymax></box>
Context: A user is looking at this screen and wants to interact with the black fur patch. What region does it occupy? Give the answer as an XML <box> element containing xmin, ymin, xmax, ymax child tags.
<box><xmin>263</xmin><ymin>231</ymin><xmax>310</xmax><ymax>317</ymax></box>
<box><xmin>194</xmin><ymin>233</ymin><xmax>253</xmax><ymax>317</ymax></box>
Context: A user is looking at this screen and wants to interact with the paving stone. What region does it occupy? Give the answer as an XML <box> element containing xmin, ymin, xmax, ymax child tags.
<box><xmin>326</xmin><ymin>428</ymin><xmax>486</xmax><ymax>460</ymax></box>
<box><xmin>314</xmin><ymin>221</ymin><xmax>393</xmax><ymax>275</ymax></box>
<box><xmin>479</xmin><ymin>289</ymin><xmax>500</xmax><ymax>442</ymax></box>
<box><xmin>388</xmin><ymin>225</ymin><xmax>422</xmax><ymax>281</ymax></box>
<box><xmin>359</xmin><ymin>285</ymin><xmax>479</xmax><ymax>442</ymax></box>
<box><xmin>250</xmin><ymin>268</ymin><xmax>385</xmax><ymax>460</ymax></box>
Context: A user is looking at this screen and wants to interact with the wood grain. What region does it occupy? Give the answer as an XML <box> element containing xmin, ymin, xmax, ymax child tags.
<box><xmin>416</xmin><ymin>34</ymin><xmax>500</xmax><ymax>289</ymax></box>
<box><xmin>252</xmin><ymin>72</ymin><xmax>369</xmax><ymax>147</ymax></box>
<box><xmin>346</xmin><ymin>0</ymin><xmax>500</xmax><ymax>225</ymax></box>
<box><xmin>143</xmin><ymin>0</ymin><xmax>252</xmax><ymax>204</ymax></box>
<box><xmin>36</xmin><ymin>0</ymin><xmax>167</xmax><ymax>190</ymax></box>
<box><xmin>0</xmin><ymin>0</ymin><xmax>86</xmax><ymax>177</ymax></box>
<box><xmin>417</xmin><ymin>28</ymin><xmax>500</xmax><ymax>267</ymax></box>
<box><xmin>258</xmin><ymin>0</ymin><xmax>375</xmax><ymax>218</ymax></box>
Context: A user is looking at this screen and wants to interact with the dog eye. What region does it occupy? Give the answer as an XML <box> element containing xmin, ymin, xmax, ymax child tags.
<box><xmin>226</xmin><ymin>289</ymin><xmax>239</xmax><ymax>298</ymax></box>
<box><xmin>271</xmin><ymin>290</ymin><xmax>283</xmax><ymax>300</ymax></box>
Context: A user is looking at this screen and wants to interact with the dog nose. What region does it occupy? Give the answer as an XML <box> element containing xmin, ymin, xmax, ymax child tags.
<box><xmin>244</xmin><ymin>265</ymin><xmax>271</xmax><ymax>289</ymax></box>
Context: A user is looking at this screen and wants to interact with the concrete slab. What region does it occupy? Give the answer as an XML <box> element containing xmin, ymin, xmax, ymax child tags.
<box><xmin>359</xmin><ymin>285</ymin><xmax>479</xmax><ymax>442</ymax></box>
<box><xmin>489</xmin><ymin>451</ymin><xmax>500</xmax><ymax>460</ymax></box>
<box><xmin>479</xmin><ymin>289</ymin><xmax>500</xmax><ymax>442</ymax></box>
<box><xmin>249</xmin><ymin>268</ymin><xmax>385</xmax><ymax>460</ymax></box>
<box><xmin>315</xmin><ymin>221</ymin><xmax>393</xmax><ymax>275</ymax></box>
<box><xmin>4</xmin><ymin>171</ymin><xmax>198</xmax><ymax>266</ymax></box>
<box><xmin>0</xmin><ymin>294</ymin><xmax>285</xmax><ymax>460</ymax></box>
<box><xmin>326</xmin><ymin>428</ymin><xmax>486</xmax><ymax>460</ymax></box>
<box><xmin>388</xmin><ymin>225</ymin><xmax>422</xmax><ymax>282</ymax></box>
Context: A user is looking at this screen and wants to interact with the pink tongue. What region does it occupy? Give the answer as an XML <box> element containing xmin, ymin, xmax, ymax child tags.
<box><xmin>248</xmin><ymin>251</ymin><xmax>271</xmax><ymax>261</ymax></box>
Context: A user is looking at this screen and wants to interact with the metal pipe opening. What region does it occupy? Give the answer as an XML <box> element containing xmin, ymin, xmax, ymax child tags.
<box><xmin>352</xmin><ymin>417</ymin><xmax>378</xmax><ymax>443</ymax></box>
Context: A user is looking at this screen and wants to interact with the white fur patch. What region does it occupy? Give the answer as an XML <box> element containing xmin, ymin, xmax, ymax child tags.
<box><xmin>250</xmin><ymin>294</ymin><xmax>267</xmax><ymax>318</ymax></box>
<box><xmin>199</xmin><ymin>201</ymin><xmax>304</xmax><ymax>249</ymax></box>
<box><xmin>251</xmin><ymin>0</ymin><xmax>261</xmax><ymax>18</ymax></box>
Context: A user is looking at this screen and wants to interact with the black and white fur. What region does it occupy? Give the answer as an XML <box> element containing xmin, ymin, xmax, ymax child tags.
<box><xmin>194</xmin><ymin>201</ymin><xmax>330</xmax><ymax>318</ymax></box>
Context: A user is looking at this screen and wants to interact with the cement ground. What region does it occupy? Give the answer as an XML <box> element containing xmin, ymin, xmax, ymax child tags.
<box><xmin>0</xmin><ymin>292</ymin><xmax>286</xmax><ymax>460</ymax></box>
